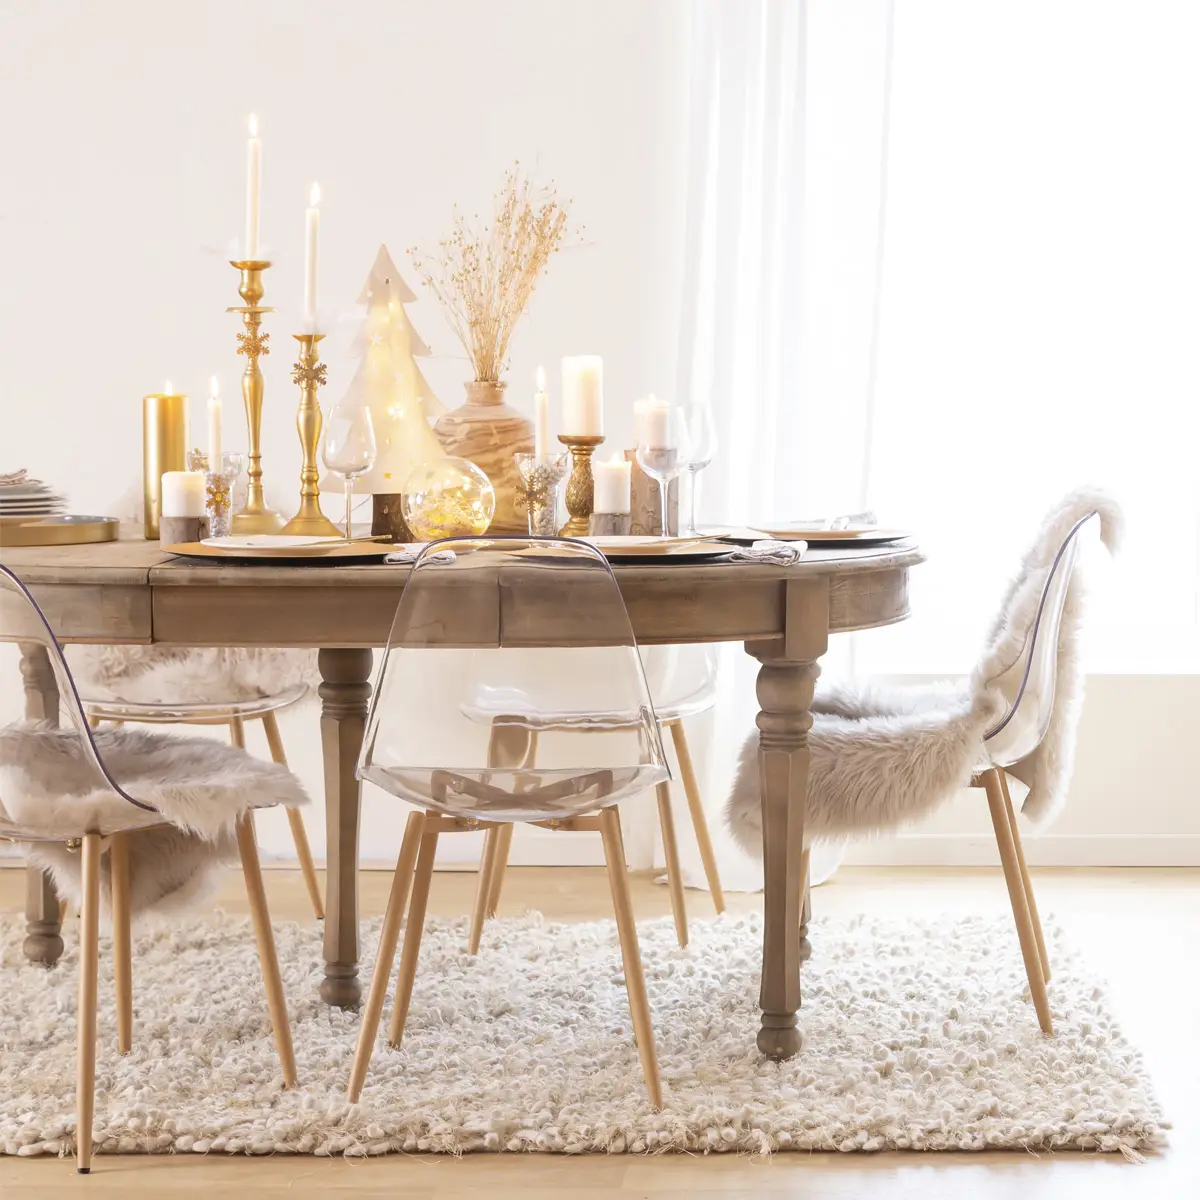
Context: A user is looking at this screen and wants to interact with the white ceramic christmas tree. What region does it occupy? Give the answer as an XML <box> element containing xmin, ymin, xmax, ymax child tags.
<box><xmin>331</xmin><ymin>246</ymin><xmax>447</xmax><ymax>529</ymax></box>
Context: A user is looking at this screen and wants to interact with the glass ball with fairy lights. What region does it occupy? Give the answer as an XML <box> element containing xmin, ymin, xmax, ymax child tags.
<box><xmin>401</xmin><ymin>457</ymin><xmax>496</xmax><ymax>540</ymax></box>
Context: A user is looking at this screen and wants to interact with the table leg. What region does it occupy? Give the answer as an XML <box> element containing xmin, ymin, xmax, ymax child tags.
<box><xmin>318</xmin><ymin>647</ymin><xmax>373</xmax><ymax>1008</ymax></box>
<box><xmin>20</xmin><ymin>644</ymin><xmax>64</xmax><ymax>967</ymax></box>
<box><xmin>747</xmin><ymin>579</ymin><xmax>827</xmax><ymax>1061</ymax></box>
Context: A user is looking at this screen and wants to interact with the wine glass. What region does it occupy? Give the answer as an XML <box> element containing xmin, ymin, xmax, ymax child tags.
<box><xmin>322</xmin><ymin>405</ymin><xmax>376</xmax><ymax>538</ymax></box>
<box><xmin>681</xmin><ymin>403</ymin><xmax>718</xmax><ymax>536</ymax></box>
<box><xmin>635</xmin><ymin>404</ymin><xmax>690</xmax><ymax>538</ymax></box>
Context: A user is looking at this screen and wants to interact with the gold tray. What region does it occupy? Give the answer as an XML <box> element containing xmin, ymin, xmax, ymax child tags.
<box><xmin>0</xmin><ymin>515</ymin><xmax>120</xmax><ymax>546</ymax></box>
<box><xmin>165</xmin><ymin>538</ymin><xmax>394</xmax><ymax>561</ymax></box>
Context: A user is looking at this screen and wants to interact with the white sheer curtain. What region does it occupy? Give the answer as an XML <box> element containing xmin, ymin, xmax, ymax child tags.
<box><xmin>638</xmin><ymin>0</ymin><xmax>896</xmax><ymax>889</ymax></box>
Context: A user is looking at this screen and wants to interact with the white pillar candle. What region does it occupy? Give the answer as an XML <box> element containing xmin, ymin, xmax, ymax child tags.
<box><xmin>561</xmin><ymin>355</ymin><xmax>604</xmax><ymax>437</ymax></box>
<box><xmin>303</xmin><ymin>182</ymin><xmax>320</xmax><ymax>329</ymax></box>
<box><xmin>245</xmin><ymin>114</ymin><xmax>261</xmax><ymax>260</ymax></box>
<box><xmin>207</xmin><ymin>375</ymin><xmax>223</xmax><ymax>467</ymax></box>
<box><xmin>592</xmin><ymin>452</ymin><xmax>631</xmax><ymax>514</ymax></box>
<box><xmin>534</xmin><ymin>364</ymin><xmax>550</xmax><ymax>459</ymax></box>
<box><xmin>160</xmin><ymin>471</ymin><xmax>207</xmax><ymax>518</ymax></box>
<box><xmin>636</xmin><ymin>399</ymin><xmax>674</xmax><ymax>449</ymax></box>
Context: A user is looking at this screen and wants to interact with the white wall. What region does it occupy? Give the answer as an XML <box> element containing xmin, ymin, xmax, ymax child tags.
<box><xmin>0</xmin><ymin>0</ymin><xmax>689</xmax><ymax>863</ymax></box>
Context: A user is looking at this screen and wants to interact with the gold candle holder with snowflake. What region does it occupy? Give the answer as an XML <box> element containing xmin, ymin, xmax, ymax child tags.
<box><xmin>227</xmin><ymin>260</ymin><xmax>284</xmax><ymax>534</ymax></box>
<box><xmin>281</xmin><ymin>332</ymin><xmax>341</xmax><ymax>537</ymax></box>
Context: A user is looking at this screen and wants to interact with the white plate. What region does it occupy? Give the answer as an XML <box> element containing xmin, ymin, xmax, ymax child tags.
<box><xmin>199</xmin><ymin>534</ymin><xmax>347</xmax><ymax>557</ymax></box>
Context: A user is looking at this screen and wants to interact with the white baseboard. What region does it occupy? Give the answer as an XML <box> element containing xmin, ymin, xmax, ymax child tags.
<box><xmin>843</xmin><ymin>833</ymin><xmax>1200</xmax><ymax>868</ymax></box>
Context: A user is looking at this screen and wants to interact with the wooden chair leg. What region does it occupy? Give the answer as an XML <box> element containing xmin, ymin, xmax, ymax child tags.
<box><xmin>983</xmin><ymin>768</ymin><xmax>1053</xmax><ymax>1034</ymax></box>
<box><xmin>235</xmin><ymin>812</ymin><xmax>298</xmax><ymax>1087</ymax></box>
<box><xmin>598</xmin><ymin>807</ymin><xmax>662</xmax><ymax>1108</ymax></box>
<box><xmin>261</xmin><ymin>711</ymin><xmax>325</xmax><ymax>921</ymax></box>
<box><xmin>228</xmin><ymin>717</ymin><xmax>246</xmax><ymax>750</ymax></box>
<box><xmin>348</xmin><ymin>810</ymin><xmax>426</xmax><ymax>1103</ymax></box>
<box><xmin>468</xmin><ymin>827</ymin><xmax>502</xmax><ymax>955</ymax></box>
<box><xmin>999</xmin><ymin>770</ymin><xmax>1050</xmax><ymax>983</ymax></box>
<box><xmin>76</xmin><ymin>833</ymin><xmax>102</xmax><ymax>1174</ymax></box>
<box><xmin>110</xmin><ymin>833</ymin><xmax>133</xmax><ymax>1055</ymax></box>
<box><xmin>388</xmin><ymin>823</ymin><xmax>440</xmax><ymax>1048</ymax></box>
<box><xmin>667</xmin><ymin>719</ymin><xmax>726</xmax><ymax>913</ymax></box>
<box><xmin>485</xmin><ymin>823</ymin><xmax>515</xmax><ymax>918</ymax></box>
<box><xmin>655</xmin><ymin>781</ymin><xmax>689</xmax><ymax>948</ymax></box>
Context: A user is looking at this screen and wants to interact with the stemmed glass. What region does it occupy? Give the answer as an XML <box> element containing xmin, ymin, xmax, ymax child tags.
<box><xmin>635</xmin><ymin>404</ymin><xmax>690</xmax><ymax>538</ymax></box>
<box><xmin>322</xmin><ymin>405</ymin><xmax>376</xmax><ymax>538</ymax></box>
<box><xmin>681</xmin><ymin>403</ymin><xmax>717</xmax><ymax>536</ymax></box>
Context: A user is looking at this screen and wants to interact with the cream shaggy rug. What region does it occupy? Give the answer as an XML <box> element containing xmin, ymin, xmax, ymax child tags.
<box><xmin>0</xmin><ymin>910</ymin><xmax>1165</xmax><ymax>1159</ymax></box>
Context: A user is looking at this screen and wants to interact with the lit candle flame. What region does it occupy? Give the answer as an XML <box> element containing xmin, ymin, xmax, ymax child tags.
<box><xmin>536</xmin><ymin>365</ymin><xmax>546</xmax><ymax>392</ymax></box>
<box><xmin>309</xmin><ymin>182</ymin><xmax>320</xmax><ymax>207</ymax></box>
<box><xmin>248</xmin><ymin>113</ymin><xmax>258</xmax><ymax>138</ymax></box>
<box><xmin>209</xmin><ymin>375</ymin><xmax>219</xmax><ymax>398</ymax></box>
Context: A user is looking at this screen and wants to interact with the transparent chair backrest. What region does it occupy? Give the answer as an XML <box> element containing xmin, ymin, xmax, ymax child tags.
<box><xmin>639</xmin><ymin>643</ymin><xmax>718</xmax><ymax>719</ymax></box>
<box><xmin>0</xmin><ymin>565</ymin><xmax>157</xmax><ymax>838</ymax></box>
<box><xmin>359</xmin><ymin>538</ymin><xmax>669</xmax><ymax>822</ymax></box>
<box><xmin>983</xmin><ymin>514</ymin><xmax>1095</xmax><ymax>768</ymax></box>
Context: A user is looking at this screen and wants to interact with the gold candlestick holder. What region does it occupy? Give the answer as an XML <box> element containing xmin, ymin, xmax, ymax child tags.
<box><xmin>558</xmin><ymin>434</ymin><xmax>605</xmax><ymax>537</ymax></box>
<box><xmin>281</xmin><ymin>333</ymin><xmax>341</xmax><ymax>537</ymax></box>
<box><xmin>228</xmin><ymin>259</ymin><xmax>284</xmax><ymax>534</ymax></box>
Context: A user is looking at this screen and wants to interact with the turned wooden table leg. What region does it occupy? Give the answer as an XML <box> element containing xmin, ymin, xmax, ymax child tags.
<box><xmin>746</xmin><ymin>578</ymin><xmax>828</xmax><ymax>1060</ymax></box>
<box><xmin>318</xmin><ymin>647</ymin><xmax>373</xmax><ymax>1008</ymax></box>
<box><xmin>20</xmin><ymin>643</ymin><xmax>64</xmax><ymax>967</ymax></box>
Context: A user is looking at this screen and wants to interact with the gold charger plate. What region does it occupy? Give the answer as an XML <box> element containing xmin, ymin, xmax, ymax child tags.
<box><xmin>0</xmin><ymin>515</ymin><xmax>119</xmax><ymax>546</ymax></box>
<box><xmin>165</xmin><ymin>538</ymin><xmax>393</xmax><ymax>561</ymax></box>
<box><xmin>585</xmin><ymin>535</ymin><xmax>724</xmax><ymax>557</ymax></box>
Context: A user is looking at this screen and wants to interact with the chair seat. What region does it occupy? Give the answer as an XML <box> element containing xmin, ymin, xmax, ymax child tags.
<box><xmin>0</xmin><ymin>723</ymin><xmax>308</xmax><ymax>841</ymax></box>
<box><xmin>82</xmin><ymin>682</ymin><xmax>309</xmax><ymax>725</ymax></box>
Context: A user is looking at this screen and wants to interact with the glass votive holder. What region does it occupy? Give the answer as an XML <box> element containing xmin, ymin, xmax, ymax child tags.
<box><xmin>205</xmin><ymin>452</ymin><xmax>244</xmax><ymax>539</ymax></box>
<box><xmin>514</xmin><ymin>452</ymin><xmax>568</xmax><ymax>537</ymax></box>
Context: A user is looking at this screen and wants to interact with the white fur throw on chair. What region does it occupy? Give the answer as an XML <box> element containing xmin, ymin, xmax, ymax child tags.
<box><xmin>67</xmin><ymin>644</ymin><xmax>320</xmax><ymax>706</ymax></box>
<box><xmin>726</xmin><ymin>488</ymin><xmax>1122</xmax><ymax>854</ymax></box>
<box><xmin>0</xmin><ymin>724</ymin><xmax>309</xmax><ymax>914</ymax></box>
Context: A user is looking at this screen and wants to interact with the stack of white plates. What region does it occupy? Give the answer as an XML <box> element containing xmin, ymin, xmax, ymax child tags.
<box><xmin>0</xmin><ymin>478</ymin><xmax>68</xmax><ymax>525</ymax></box>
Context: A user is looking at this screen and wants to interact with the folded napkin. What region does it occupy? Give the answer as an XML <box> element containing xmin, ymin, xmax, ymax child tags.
<box><xmin>830</xmin><ymin>510</ymin><xmax>877</xmax><ymax>530</ymax></box>
<box><xmin>725</xmin><ymin>539</ymin><xmax>806</xmax><ymax>565</ymax></box>
<box><xmin>383</xmin><ymin>546</ymin><xmax>458</xmax><ymax>566</ymax></box>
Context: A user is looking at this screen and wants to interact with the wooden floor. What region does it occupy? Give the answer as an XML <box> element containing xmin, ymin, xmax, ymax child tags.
<box><xmin>0</xmin><ymin>864</ymin><xmax>1195</xmax><ymax>1198</ymax></box>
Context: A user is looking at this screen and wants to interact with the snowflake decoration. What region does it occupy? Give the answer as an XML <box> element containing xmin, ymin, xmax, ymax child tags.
<box><xmin>236</xmin><ymin>329</ymin><xmax>270</xmax><ymax>357</ymax></box>
<box><xmin>291</xmin><ymin>360</ymin><xmax>328</xmax><ymax>387</ymax></box>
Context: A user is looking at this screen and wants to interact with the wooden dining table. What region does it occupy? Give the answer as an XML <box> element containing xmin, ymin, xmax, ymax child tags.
<box><xmin>2</xmin><ymin>534</ymin><xmax>922</xmax><ymax>1059</ymax></box>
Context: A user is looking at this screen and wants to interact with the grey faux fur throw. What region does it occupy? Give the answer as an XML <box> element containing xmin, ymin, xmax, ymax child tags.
<box><xmin>0</xmin><ymin>724</ymin><xmax>309</xmax><ymax>914</ymax></box>
<box><xmin>726</xmin><ymin>488</ymin><xmax>1122</xmax><ymax>856</ymax></box>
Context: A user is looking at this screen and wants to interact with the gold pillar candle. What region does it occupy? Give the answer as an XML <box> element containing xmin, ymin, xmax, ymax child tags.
<box><xmin>142</xmin><ymin>391</ymin><xmax>188</xmax><ymax>539</ymax></box>
<box><xmin>228</xmin><ymin>259</ymin><xmax>284</xmax><ymax>534</ymax></box>
<box><xmin>558</xmin><ymin>434</ymin><xmax>605</xmax><ymax>537</ymax></box>
<box><xmin>282</xmin><ymin>333</ymin><xmax>341</xmax><ymax>537</ymax></box>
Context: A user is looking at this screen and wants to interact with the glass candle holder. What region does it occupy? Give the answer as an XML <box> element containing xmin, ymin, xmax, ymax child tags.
<box><xmin>514</xmin><ymin>452</ymin><xmax>568</xmax><ymax>537</ymax></box>
<box><xmin>401</xmin><ymin>457</ymin><xmax>496</xmax><ymax>540</ymax></box>
<box><xmin>205</xmin><ymin>452</ymin><xmax>244</xmax><ymax>539</ymax></box>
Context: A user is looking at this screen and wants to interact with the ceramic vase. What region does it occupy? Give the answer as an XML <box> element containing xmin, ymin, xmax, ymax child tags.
<box><xmin>433</xmin><ymin>381</ymin><xmax>533</xmax><ymax>533</ymax></box>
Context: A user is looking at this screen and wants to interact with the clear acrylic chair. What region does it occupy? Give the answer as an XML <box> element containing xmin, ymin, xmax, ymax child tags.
<box><xmin>77</xmin><ymin>673</ymin><xmax>324</xmax><ymax>920</ymax></box>
<box><xmin>465</xmin><ymin>642</ymin><xmax>725</xmax><ymax>951</ymax></box>
<box><xmin>0</xmin><ymin>565</ymin><xmax>299</xmax><ymax>1173</ymax></box>
<box><xmin>347</xmin><ymin>538</ymin><xmax>670</xmax><ymax>1107</ymax></box>
<box><xmin>967</xmin><ymin>511</ymin><xmax>1101</xmax><ymax>1035</ymax></box>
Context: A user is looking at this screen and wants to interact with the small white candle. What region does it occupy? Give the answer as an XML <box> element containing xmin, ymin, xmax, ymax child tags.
<box><xmin>303</xmin><ymin>182</ymin><xmax>320</xmax><ymax>330</ymax></box>
<box><xmin>561</xmin><ymin>355</ymin><xmax>604</xmax><ymax>437</ymax></box>
<box><xmin>245</xmin><ymin>114</ymin><xmax>262</xmax><ymax>260</ymax></box>
<box><xmin>160</xmin><ymin>471</ymin><xmax>206</xmax><ymax>518</ymax></box>
<box><xmin>534</xmin><ymin>364</ymin><xmax>550</xmax><ymax>459</ymax></box>
<box><xmin>592</xmin><ymin>452</ymin><xmax>631</xmax><ymax>514</ymax></box>
<box><xmin>207</xmin><ymin>375</ymin><xmax>223</xmax><ymax>467</ymax></box>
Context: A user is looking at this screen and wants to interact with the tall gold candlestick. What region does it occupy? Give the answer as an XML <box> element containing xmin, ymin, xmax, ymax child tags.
<box><xmin>281</xmin><ymin>333</ymin><xmax>341</xmax><ymax>537</ymax></box>
<box><xmin>228</xmin><ymin>259</ymin><xmax>284</xmax><ymax>534</ymax></box>
<box><xmin>558</xmin><ymin>434</ymin><xmax>605</xmax><ymax>537</ymax></box>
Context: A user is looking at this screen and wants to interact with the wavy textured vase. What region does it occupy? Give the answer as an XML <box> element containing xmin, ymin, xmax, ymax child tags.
<box><xmin>433</xmin><ymin>381</ymin><xmax>534</xmax><ymax>533</ymax></box>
